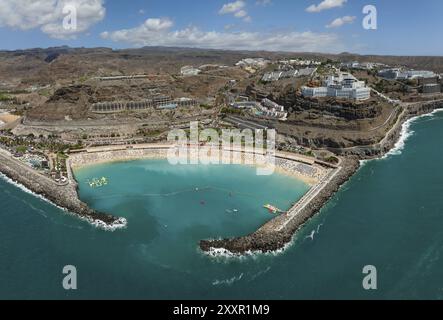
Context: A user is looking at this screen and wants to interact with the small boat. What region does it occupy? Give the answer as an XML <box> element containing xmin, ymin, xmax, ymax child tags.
<box><xmin>263</xmin><ymin>204</ymin><xmax>284</xmax><ymax>214</ymax></box>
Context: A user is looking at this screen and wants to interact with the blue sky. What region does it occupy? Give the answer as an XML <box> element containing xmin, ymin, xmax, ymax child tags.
<box><xmin>0</xmin><ymin>0</ymin><xmax>442</xmax><ymax>55</ymax></box>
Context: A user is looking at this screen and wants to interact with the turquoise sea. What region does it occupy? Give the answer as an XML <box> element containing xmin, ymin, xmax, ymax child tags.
<box><xmin>2</xmin><ymin>111</ymin><xmax>443</xmax><ymax>299</ymax></box>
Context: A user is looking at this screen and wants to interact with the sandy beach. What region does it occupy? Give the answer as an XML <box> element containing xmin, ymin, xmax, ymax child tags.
<box><xmin>274</xmin><ymin>165</ymin><xmax>322</xmax><ymax>186</ymax></box>
<box><xmin>69</xmin><ymin>146</ymin><xmax>327</xmax><ymax>186</ymax></box>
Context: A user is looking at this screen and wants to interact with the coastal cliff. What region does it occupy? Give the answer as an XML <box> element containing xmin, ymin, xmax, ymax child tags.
<box><xmin>0</xmin><ymin>150</ymin><xmax>126</xmax><ymax>230</ymax></box>
<box><xmin>199</xmin><ymin>101</ymin><xmax>443</xmax><ymax>255</ymax></box>
<box><xmin>2</xmin><ymin>100</ymin><xmax>442</xmax><ymax>255</ymax></box>
<box><xmin>328</xmin><ymin>100</ymin><xmax>443</xmax><ymax>157</ymax></box>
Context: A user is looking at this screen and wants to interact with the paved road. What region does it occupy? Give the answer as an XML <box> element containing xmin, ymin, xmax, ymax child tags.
<box><xmin>224</xmin><ymin>115</ymin><xmax>270</xmax><ymax>130</ymax></box>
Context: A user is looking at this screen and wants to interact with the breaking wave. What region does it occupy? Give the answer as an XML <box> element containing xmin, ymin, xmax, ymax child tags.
<box><xmin>384</xmin><ymin>108</ymin><xmax>443</xmax><ymax>159</ymax></box>
<box><xmin>212</xmin><ymin>273</ymin><xmax>244</xmax><ymax>286</ymax></box>
<box><xmin>0</xmin><ymin>172</ymin><xmax>127</xmax><ymax>231</ymax></box>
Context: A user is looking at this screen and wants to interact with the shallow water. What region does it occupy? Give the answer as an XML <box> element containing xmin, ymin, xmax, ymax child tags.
<box><xmin>2</xmin><ymin>111</ymin><xmax>443</xmax><ymax>299</ymax></box>
<box><xmin>0</xmin><ymin>160</ymin><xmax>309</xmax><ymax>299</ymax></box>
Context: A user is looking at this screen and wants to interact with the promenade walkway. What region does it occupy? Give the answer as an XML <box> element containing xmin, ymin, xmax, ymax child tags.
<box><xmin>276</xmin><ymin>166</ymin><xmax>340</xmax><ymax>232</ymax></box>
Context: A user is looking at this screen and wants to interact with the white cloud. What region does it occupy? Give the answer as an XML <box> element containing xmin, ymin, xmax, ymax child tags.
<box><xmin>234</xmin><ymin>10</ymin><xmax>248</xmax><ymax>18</ymax></box>
<box><xmin>219</xmin><ymin>1</ymin><xmax>251</xmax><ymax>22</ymax></box>
<box><xmin>219</xmin><ymin>1</ymin><xmax>246</xmax><ymax>14</ymax></box>
<box><xmin>0</xmin><ymin>0</ymin><xmax>105</xmax><ymax>39</ymax></box>
<box><xmin>306</xmin><ymin>0</ymin><xmax>347</xmax><ymax>13</ymax></box>
<box><xmin>101</xmin><ymin>17</ymin><xmax>343</xmax><ymax>53</ymax></box>
<box><xmin>143</xmin><ymin>18</ymin><xmax>174</xmax><ymax>31</ymax></box>
<box><xmin>256</xmin><ymin>0</ymin><xmax>272</xmax><ymax>6</ymax></box>
<box><xmin>326</xmin><ymin>15</ymin><xmax>356</xmax><ymax>28</ymax></box>
<box><xmin>224</xmin><ymin>24</ymin><xmax>236</xmax><ymax>30</ymax></box>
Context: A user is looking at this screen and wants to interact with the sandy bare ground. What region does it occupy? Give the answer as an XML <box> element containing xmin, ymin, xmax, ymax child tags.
<box><xmin>0</xmin><ymin>113</ymin><xmax>20</xmax><ymax>123</ymax></box>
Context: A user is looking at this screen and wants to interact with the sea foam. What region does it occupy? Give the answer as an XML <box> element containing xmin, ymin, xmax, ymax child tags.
<box><xmin>383</xmin><ymin>108</ymin><xmax>443</xmax><ymax>159</ymax></box>
<box><xmin>0</xmin><ymin>172</ymin><xmax>127</xmax><ymax>231</ymax></box>
<box><xmin>212</xmin><ymin>273</ymin><xmax>244</xmax><ymax>286</ymax></box>
<box><xmin>0</xmin><ymin>172</ymin><xmax>63</xmax><ymax>209</ymax></box>
<box><xmin>203</xmin><ymin>234</ymin><xmax>301</xmax><ymax>260</ymax></box>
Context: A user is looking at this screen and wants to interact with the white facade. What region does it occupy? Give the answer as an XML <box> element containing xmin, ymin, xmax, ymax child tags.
<box><xmin>302</xmin><ymin>87</ymin><xmax>328</xmax><ymax>98</ymax></box>
<box><xmin>181</xmin><ymin>66</ymin><xmax>201</xmax><ymax>76</ymax></box>
<box><xmin>286</xmin><ymin>59</ymin><xmax>322</xmax><ymax>66</ymax></box>
<box><xmin>262</xmin><ymin>72</ymin><xmax>283</xmax><ymax>82</ymax></box>
<box><xmin>341</xmin><ymin>61</ymin><xmax>382</xmax><ymax>70</ymax></box>
<box><xmin>378</xmin><ymin>68</ymin><xmax>436</xmax><ymax>80</ymax></box>
<box><xmin>236</xmin><ymin>58</ymin><xmax>270</xmax><ymax>69</ymax></box>
<box><xmin>297</xmin><ymin>67</ymin><xmax>317</xmax><ymax>77</ymax></box>
<box><xmin>262</xmin><ymin>70</ymin><xmax>299</xmax><ymax>82</ymax></box>
<box><xmin>258</xmin><ymin>99</ymin><xmax>287</xmax><ymax>120</ymax></box>
<box><xmin>302</xmin><ymin>72</ymin><xmax>371</xmax><ymax>101</ymax></box>
<box><xmin>352</xmin><ymin>87</ymin><xmax>372</xmax><ymax>100</ymax></box>
<box><xmin>406</xmin><ymin>70</ymin><xmax>436</xmax><ymax>79</ymax></box>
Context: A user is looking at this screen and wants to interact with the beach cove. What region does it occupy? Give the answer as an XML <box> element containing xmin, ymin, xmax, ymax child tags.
<box><xmin>2</xmin><ymin>110</ymin><xmax>443</xmax><ymax>298</ymax></box>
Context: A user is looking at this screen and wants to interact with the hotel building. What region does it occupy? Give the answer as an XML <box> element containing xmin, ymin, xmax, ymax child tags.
<box><xmin>302</xmin><ymin>72</ymin><xmax>371</xmax><ymax>101</ymax></box>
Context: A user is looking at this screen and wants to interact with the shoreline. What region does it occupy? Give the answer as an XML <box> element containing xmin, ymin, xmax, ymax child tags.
<box><xmin>327</xmin><ymin>100</ymin><xmax>443</xmax><ymax>158</ymax></box>
<box><xmin>199</xmin><ymin>157</ymin><xmax>359</xmax><ymax>256</ymax></box>
<box><xmin>381</xmin><ymin>107</ymin><xmax>443</xmax><ymax>159</ymax></box>
<box><xmin>69</xmin><ymin>147</ymin><xmax>326</xmax><ymax>186</ymax></box>
<box><xmin>0</xmin><ymin>148</ymin><xmax>127</xmax><ymax>231</ymax></box>
<box><xmin>75</xmin><ymin>159</ymin><xmax>319</xmax><ymax>187</ymax></box>
<box><xmin>0</xmin><ymin>144</ymin><xmax>324</xmax><ymax>233</ymax></box>
<box><xmin>0</xmin><ymin>100</ymin><xmax>442</xmax><ymax>255</ymax></box>
<box><xmin>67</xmin><ymin>146</ymin><xmax>345</xmax><ymax>256</ymax></box>
<box><xmin>199</xmin><ymin>100</ymin><xmax>443</xmax><ymax>256</ymax></box>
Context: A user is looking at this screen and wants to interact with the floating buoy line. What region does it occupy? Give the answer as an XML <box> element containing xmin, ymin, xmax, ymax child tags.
<box><xmin>85</xmin><ymin>184</ymin><xmax>282</xmax><ymax>215</ymax></box>
<box><xmin>87</xmin><ymin>186</ymin><xmax>259</xmax><ymax>200</ymax></box>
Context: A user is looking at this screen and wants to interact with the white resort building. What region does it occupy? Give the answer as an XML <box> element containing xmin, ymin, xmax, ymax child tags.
<box><xmin>231</xmin><ymin>98</ymin><xmax>288</xmax><ymax>121</ymax></box>
<box><xmin>236</xmin><ymin>58</ymin><xmax>270</xmax><ymax>69</ymax></box>
<box><xmin>181</xmin><ymin>66</ymin><xmax>201</xmax><ymax>76</ymax></box>
<box><xmin>257</xmin><ymin>99</ymin><xmax>288</xmax><ymax>120</ymax></box>
<box><xmin>378</xmin><ymin>68</ymin><xmax>437</xmax><ymax>80</ymax></box>
<box><xmin>261</xmin><ymin>67</ymin><xmax>317</xmax><ymax>82</ymax></box>
<box><xmin>301</xmin><ymin>72</ymin><xmax>371</xmax><ymax>101</ymax></box>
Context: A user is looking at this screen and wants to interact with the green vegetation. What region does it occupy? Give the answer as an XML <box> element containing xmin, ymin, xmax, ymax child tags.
<box><xmin>78</xmin><ymin>75</ymin><xmax>89</xmax><ymax>83</ymax></box>
<box><xmin>200</xmin><ymin>104</ymin><xmax>213</xmax><ymax>110</ymax></box>
<box><xmin>16</xmin><ymin>145</ymin><xmax>27</xmax><ymax>154</ymax></box>
<box><xmin>38</xmin><ymin>89</ymin><xmax>52</xmax><ymax>97</ymax></box>
<box><xmin>257</xmin><ymin>80</ymin><xmax>267</xmax><ymax>85</ymax></box>
<box><xmin>70</xmin><ymin>143</ymin><xmax>84</xmax><ymax>151</ymax></box>
<box><xmin>0</xmin><ymin>93</ymin><xmax>12</xmax><ymax>101</ymax></box>
<box><xmin>373</xmin><ymin>80</ymin><xmax>386</xmax><ymax>93</ymax></box>
<box><xmin>303</xmin><ymin>150</ymin><xmax>315</xmax><ymax>158</ymax></box>
<box><xmin>325</xmin><ymin>156</ymin><xmax>339</xmax><ymax>164</ymax></box>
<box><xmin>58</xmin><ymin>150</ymin><xmax>69</xmax><ymax>157</ymax></box>
<box><xmin>220</xmin><ymin>107</ymin><xmax>244</xmax><ymax>116</ymax></box>
<box><xmin>137</xmin><ymin>129</ymin><xmax>163</xmax><ymax>137</ymax></box>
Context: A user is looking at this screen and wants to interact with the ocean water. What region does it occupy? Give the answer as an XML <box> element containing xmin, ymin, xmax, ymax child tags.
<box><xmin>2</xmin><ymin>111</ymin><xmax>443</xmax><ymax>299</ymax></box>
